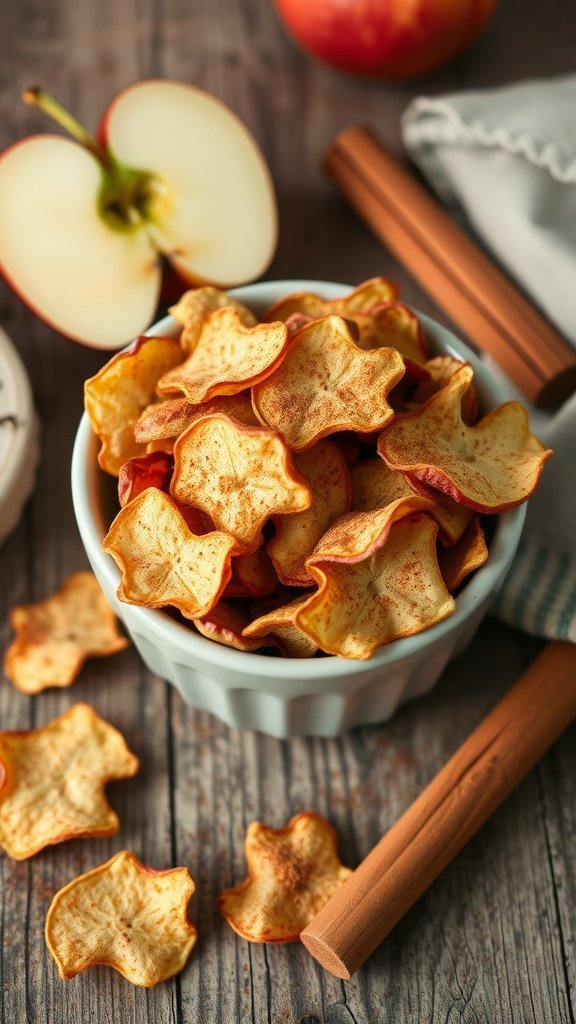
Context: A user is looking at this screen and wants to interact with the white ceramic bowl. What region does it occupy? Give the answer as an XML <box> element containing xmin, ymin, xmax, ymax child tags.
<box><xmin>72</xmin><ymin>280</ymin><xmax>525</xmax><ymax>738</ymax></box>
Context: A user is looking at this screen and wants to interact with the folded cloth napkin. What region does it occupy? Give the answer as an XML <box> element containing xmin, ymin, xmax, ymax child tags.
<box><xmin>402</xmin><ymin>75</ymin><xmax>576</xmax><ymax>643</ymax></box>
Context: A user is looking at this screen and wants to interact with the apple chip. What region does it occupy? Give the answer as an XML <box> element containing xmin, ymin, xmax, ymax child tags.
<box><xmin>157</xmin><ymin>309</ymin><xmax>288</xmax><ymax>403</ymax></box>
<box><xmin>194</xmin><ymin>601</ymin><xmax>275</xmax><ymax>652</ymax></box>
<box><xmin>169</xmin><ymin>285</ymin><xmax>257</xmax><ymax>354</ymax></box>
<box><xmin>252</xmin><ymin>315</ymin><xmax>405</xmax><ymax>450</ymax></box>
<box><xmin>0</xmin><ymin>704</ymin><xmax>138</xmax><ymax>859</ymax></box>
<box><xmin>45</xmin><ymin>851</ymin><xmax>196</xmax><ymax>986</ymax></box>
<box><xmin>263</xmin><ymin>277</ymin><xmax>398</xmax><ymax>322</ymax></box>
<box><xmin>299</xmin><ymin>513</ymin><xmax>455</xmax><ymax>659</ymax></box>
<box><xmin>439</xmin><ymin>516</ymin><xmax>489</xmax><ymax>591</ymax></box>
<box><xmin>351</xmin><ymin>459</ymin><xmax>416</xmax><ymax>512</ymax></box>
<box><xmin>85</xmin><ymin>335</ymin><xmax>183</xmax><ymax>476</ymax></box>
<box><xmin>118</xmin><ymin>451</ymin><xmax>172</xmax><ymax>507</ymax></box>
<box><xmin>304</xmin><ymin>494</ymin><xmax>435</xmax><ymax>562</ymax></box>
<box><xmin>268</xmin><ymin>440</ymin><xmax>352</xmax><ymax>586</ymax></box>
<box><xmin>225</xmin><ymin>548</ymin><xmax>278</xmax><ymax>598</ymax></box>
<box><xmin>404</xmin><ymin>474</ymin><xmax>473</xmax><ymax>546</ymax></box>
<box><xmin>171</xmin><ymin>414</ymin><xmax>312</xmax><ymax>552</ymax></box>
<box><xmin>410</xmin><ymin>355</ymin><xmax>477</xmax><ymax>423</ymax></box>
<box><xmin>135</xmin><ymin>393</ymin><xmax>257</xmax><ymax>445</ymax></box>
<box><xmin>103</xmin><ymin>488</ymin><xmax>235</xmax><ymax>618</ymax></box>
<box><xmin>284</xmin><ymin>312</ymin><xmax>314</xmax><ymax>338</ymax></box>
<box><xmin>352</xmin><ymin>303</ymin><xmax>428</xmax><ymax>362</ymax></box>
<box><xmin>242</xmin><ymin>598</ymin><xmax>318</xmax><ymax>658</ymax></box>
<box><xmin>218</xmin><ymin>813</ymin><xmax>351</xmax><ymax>942</ymax></box>
<box><xmin>4</xmin><ymin>572</ymin><xmax>128</xmax><ymax>694</ymax></box>
<box><xmin>378</xmin><ymin>367</ymin><xmax>553</xmax><ymax>512</ymax></box>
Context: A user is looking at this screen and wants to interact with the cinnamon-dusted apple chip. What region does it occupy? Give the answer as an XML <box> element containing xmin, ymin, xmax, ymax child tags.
<box><xmin>404</xmin><ymin>474</ymin><xmax>473</xmax><ymax>547</ymax></box>
<box><xmin>378</xmin><ymin>366</ymin><xmax>553</xmax><ymax>512</ymax></box>
<box><xmin>298</xmin><ymin>513</ymin><xmax>455</xmax><ymax>659</ymax></box>
<box><xmin>169</xmin><ymin>285</ymin><xmax>257</xmax><ymax>354</ymax></box>
<box><xmin>218</xmin><ymin>813</ymin><xmax>351</xmax><ymax>941</ymax></box>
<box><xmin>263</xmin><ymin>276</ymin><xmax>398</xmax><ymax>322</ymax></box>
<box><xmin>157</xmin><ymin>309</ymin><xmax>288</xmax><ymax>403</ymax></box>
<box><xmin>352</xmin><ymin>302</ymin><xmax>428</xmax><ymax>362</ymax></box>
<box><xmin>135</xmin><ymin>393</ymin><xmax>257</xmax><ymax>445</ymax></box>
<box><xmin>303</xmin><ymin>494</ymin><xmax>435</xmax><ymax>562</ymax></box>
<box><xmin>45</xmin><ymin>851</ymin><xmax>196</xmax><ymax>986</ymax></box>
<box><xmin>4</xmin><ymin>572</ymin><xmax>128</xmax><ymax>694</ymax></box>
<box><xmin>171</xmin><ymin>414</ymin><xmax>312</xmax><ymax>552</ymax></box>
<box><xmin>351</xmin><ymin>458</ymin><xmax>416</xmax><ymax>512</ymax></box>
<box><xmin>103</xmin><ymin>488</ymin><xmax>235</xmax><ymax>619</ymax></box>
<box><xmin>268</xmin><ymin>440</ymin><xmax>352</xmax><ymax>586</ymax></box>
<box><xmin>439</xmin><ymin>516</ymin><xmax>489</xmax><ymax>592</ymax></box>
<box><xmin>252</xmin><ymin>315</ymin><xmax>405</xmax><ymax>451</ymax></box>
<box><xmin>410</xmin><ymin>355</ymin><xmax>477</xmax><ymax>423</ymax></box>
<box><xmin>85</xmin><ymin>335</ymin><xmax>183</xmax><ymax>476</ymax></box>
<box><xmin>0</xmin><ymin>705</ymin><xmax>138</xmax><ymax>859</ymax></box>
<box><xmin>195</xmin><ymin>601</ymin><xmax>275</xmax><ymax>652</ymax></box>
<box><xmin>242</xmin><ymin>598</ymin><xmax>318</xmax><ymax>658</ymax></box>
<box><xmin>118</xmin><ymin>451</ymin><xmax>173</xmax><ymax>507</ymax></box>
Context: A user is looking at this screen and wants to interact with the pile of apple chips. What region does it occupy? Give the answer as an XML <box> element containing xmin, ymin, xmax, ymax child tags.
<box><xmin>85</xmin><ymin>279</ymin><xmax>551</xmax><ymax>660</ymax></box>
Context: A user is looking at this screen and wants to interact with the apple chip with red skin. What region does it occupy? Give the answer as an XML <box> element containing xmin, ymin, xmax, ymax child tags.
<box><xmin>103</xmin><ymin>487</ymin><xmax>235</xmax><ymax>619</ymax></box>
<box><xmin>242</xmin><ymin>598</ymin><xmax>318</xmax><ymax>658</ymax></box>
<box><xmin>439</xmin><ymin>516</ymin><xmax>489</xmax><ymax>592</ymax></box>
<box><xmin>268</xmin><ymin>440</ymin><xmax>352</xmax><ymax>586</ymax></box>
<box><xmin>303</xmin><ymin>494</ymin><xmax>435</xmax><ymax>562</ymax></box>
<box><xmin>0</xmin><ymin>704</ymin><xmax>139</xmax><ymax>860</ymax></box>
<box><xmin>171</xmin><ymin>414</ymin><xmax>312</xmax><ymax>553</ymax></box>
<box><xmin>404</xmin><ymin>474</ymin><xmax>473</xmax><ymax>547</ymax></box>
<box><xmin>298</xmin><ymin>511</ymin><xmax>455</xmax><ymax>659</ymax></box>
<box><xmin>194</xmin><ymin>601</ymin><xmax>274</xmax><ymax>652</ymax></box>
<box><xmin>45</xmin><ymin>850</ymin><xmax>197</xmax><ymax>986</ymax></box>
<box><xmin>169</xmin><ymin>286</ymin><xmax>257</xmax><ymax>354</ymax></box>
<box><xmin>118</xmin><ymin>451</ymin><xmax>173</xmax><ymax>507</ymax></box>
<box><xmin>351</xmin><ymin>459</ymin><xmax>472</xmax><ymax>546</ymax></box>
<box><xmin>4</xmin><ymin>572</ymin><xmax>128</xmax><ymax>695</ymax></box>
<box><xmin>378</xmin><ymin>366</ymin><xmax>553</xmax><ymax>512</ymax></box>
<box><xmin>410</xmin><ymin>356</ymin><xmax>478</xmax><ymax>423</ymax></box>
<box><xmin>157</xmin><ymin>309</ymin><xmax>288</xmax><ymax>404</ymax></box>
<box><xmin>218</xmin><ymin>812</ymin><xmax>351</xmax><ymax>942</ymax></box>
<box><xmin>135</xmin><ymin>393</ymin><xmax>257</xmax><ymax>446</ymax></box>
<box><xmin>252</xmin><ymin>315</ymin><xmax>405</xmax><ymax>451</ymax></box>
<box><xmin>263</xmin><ymin>277</ymin><xmax>398</xmax><ymax>322</ymax></box>
<box><xmin>85</xmin><ymin>335</ymin><xmax>183</xmax><ymax>476</ymax></box>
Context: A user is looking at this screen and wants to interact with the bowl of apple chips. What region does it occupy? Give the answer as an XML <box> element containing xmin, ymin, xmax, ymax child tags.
<box><xmin>72</xmin><ymin>279</ymin><xmax>550</xmax><ymax>737</ymax></box>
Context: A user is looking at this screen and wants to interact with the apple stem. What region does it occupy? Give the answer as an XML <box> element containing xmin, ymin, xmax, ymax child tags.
<box><xmin>22</xmin><ymin>86</ymin><xmax>109</xmax><ymax>167</ymax></box>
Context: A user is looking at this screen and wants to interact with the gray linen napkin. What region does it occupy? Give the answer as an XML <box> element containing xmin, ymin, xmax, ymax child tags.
<box><xmin>402</xmin><ymin>76</ymin><xmax>576</xmax><ymax>642</ymax></box>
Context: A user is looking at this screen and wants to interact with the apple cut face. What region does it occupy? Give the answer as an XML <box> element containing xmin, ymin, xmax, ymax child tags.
<box><xmin>0</xmin><ymin>137</ymin><xmax>161</xmax><ymax>350</ymax></box>
<box><xmin>102</xmin><ymin>81</ymin><xmax>277</xmax><ymax>287</ymax></box>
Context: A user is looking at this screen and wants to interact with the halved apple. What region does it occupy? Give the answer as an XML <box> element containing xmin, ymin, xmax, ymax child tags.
<box><xmin>0</xmin><ymin>82</ymin><xmax>277</xmax><ymax>349</ymax></box>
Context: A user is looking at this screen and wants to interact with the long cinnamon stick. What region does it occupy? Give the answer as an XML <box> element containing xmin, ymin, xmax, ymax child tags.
<box><xmin>300</xmin><ymin>640</ymin><xmax>576</xmax><ymax>979</ymax></box>
<box><xmin>324</xmin><ymin>127</ymin><xmax>576</xmax><ymax>408</ymax></box>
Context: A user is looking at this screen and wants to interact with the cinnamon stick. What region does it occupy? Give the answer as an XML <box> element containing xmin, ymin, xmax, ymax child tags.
<box><xmin>300</xmin><ymin>640</ymin><xmax>576</xmax><ymax>979</ymax></box>
<box><xmin>324</xmin><ymin>127</ymin><xmax>576</xmax><ymax>408</ymax></box>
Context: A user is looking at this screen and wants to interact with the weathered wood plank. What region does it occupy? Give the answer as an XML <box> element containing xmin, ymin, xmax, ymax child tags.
<box><xmin>1</xmin><ymin>0</ymin><xmax>575</xmax><ymax>1021</ymax></box>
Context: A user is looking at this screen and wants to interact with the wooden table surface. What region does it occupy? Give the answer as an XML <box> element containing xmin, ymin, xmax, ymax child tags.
<box><xmin>1</xmin><ymin>1</ymin><xmax>575</xmax><ymax>1021</ymax></box>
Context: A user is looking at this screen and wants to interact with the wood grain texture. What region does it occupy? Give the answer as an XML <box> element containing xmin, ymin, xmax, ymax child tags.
<box><xmin>0</xmin><ymin>0</ymin><xmax>575</xmax><ymax>1021</ymax></box>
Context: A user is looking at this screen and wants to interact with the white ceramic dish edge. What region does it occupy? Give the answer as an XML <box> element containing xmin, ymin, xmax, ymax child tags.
<box><xmin>71</xmin><ymin>280</ymin><xmax>526</xmax><ymax>737</ymax></box>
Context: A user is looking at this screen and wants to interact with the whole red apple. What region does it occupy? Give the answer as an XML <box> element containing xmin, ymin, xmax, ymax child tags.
<box><xmin>275</xmin><ymin>0</ymin><xmax>498</xmax><ymax>79</ymax></box>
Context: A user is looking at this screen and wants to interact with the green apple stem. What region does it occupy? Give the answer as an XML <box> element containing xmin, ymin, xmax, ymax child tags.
<box><xmin>22</xmin><ymin>87</ymin><xmax>108</xmax><ymax>167</ymax></box>
<box><xmin>21</xmin><ymin>86</ymin><xmax>172</xmax><ymax>233</ymax></box>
